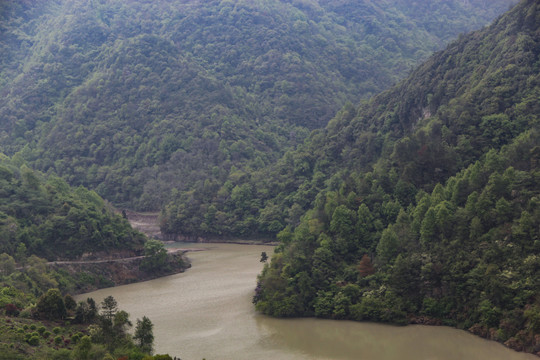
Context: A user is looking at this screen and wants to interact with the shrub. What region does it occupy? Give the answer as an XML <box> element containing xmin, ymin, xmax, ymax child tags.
<box><xmin>50</xmin><ymin>349</ymin><xmax>72</xmax><ymax>360</ymax></box>
<box><xmin>27</xmin><ymin>335</ymin><xmax>40</xmax><ymax>346</ymax></box>
<box><xmin>19</xmin><ymin>305</ymin><xmax>36</xmax><ymax>319</ymax></box>
<box><xmin>54</xmin><ymin>335</ymin><xmax>63</xmax><ymax>345</ymax></box>
<box><xmin>5</xmin><ymin>304</ymin><xmax>19</xmax><ymax>317</ymax></box>
<box><xmin>70</xmin><ymin>333</ymin><xmax>81</xmax><ymax>344</ymax></box>
<box><xmin>153</xmin><ymin>355</ymin><xmax>173</xmax><ymax>360</ymax></box>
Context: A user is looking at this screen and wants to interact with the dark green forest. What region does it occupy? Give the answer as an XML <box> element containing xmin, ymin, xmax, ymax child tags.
<box><xmin>0</xmin><ymin>156</ymin><xmax>171</xmax><ymax>358</ymax></box>
<box><xmin>2</xmin><ymin>0</ymin><xmax>539</xmax><ymax>357</ymax></box>
<box><xmin>0</xmin><ymin>0</ymin><xmax>516</xmax><ymax>212</ymax></box>
<box><xmin>252</xmin><ymin>0</ymin><xmax>540</xmax><ymax>354</ymax></box>
<box><xmin>0</xmin><ymin>155</ymin><xmax>145</xmax><ymax>260</ymax></box>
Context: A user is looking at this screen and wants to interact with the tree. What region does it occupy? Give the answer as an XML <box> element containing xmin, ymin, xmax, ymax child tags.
<box><xmin>64</xmin><ymin>294</ymin><xmax>77</xmax><ymax>311</ymax></box>
<box><xmin>75</xmin><ymin>298</ymin><xmax>98</xmax><ymax>324</ymax></box>
<box><xmin>357</xmin><ymin>254</ymin><xmax>375</xmax><ymax>277</ymax></box>
<box><xmin>14</xmin><ymin>243</ymin><xmax>26</xmax><ymax>265</ymax></box>
<box><xmin>98</xmin><ymin>299</ymin><xmax>132</xmax><ymax>350</ymax></box>
<box><xmin>113</xmin><ymin>310</ymin><xmax>132</xmax><ymax>339</ymax></box>
<box><xmin>101</xmin><ymin>295</ymin><xmax>118</xmax><ymax>321</ymax></box>
<box><xmin>72</xmin><ymin>335</ymin><xmax>92</xmax><ymax>360</ymax></box>
<box><xmin>36</xmin><ymin>288</ymin><xmax>66</xmax><ymax>320</ymax></box>
<box><xmin>141</xmin><ymin>239</ymin><xmax>168</xmax><ymax>272</ymax></box>
<box><xmin>0</xmin><ymin>253</ymin><xmax>16</xmax><ymax>275</ymax></box>
<box><xmin>134</xmin><ymin>316</ymin><xmax>154</xmax><ymax>354</ymax></box>
<box><xmin>420</xmin><ymin>207</ymin><xmax>437</xmax><ymax>246</ymax></box>
<box><xmin>152</xmin><ymin>355</ymin><xmax>173</xmax><ymax>360</ymax></box>
<box><xmin>5</xmin><ymin>303</ymin><xmax>19</xmax><ymax>317</ymax></box>
<box><xmin>330</xmin><ymin>205</ymin><xmax>356</xmax><ymax>238</ymax></box>
<box><xmin>376</xmin><ymin>227</ymin><xmax>399</xmax><ymax>265</ymax></box>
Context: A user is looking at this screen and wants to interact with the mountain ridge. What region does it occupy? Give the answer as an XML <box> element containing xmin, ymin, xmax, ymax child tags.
<box><xmin>252</xmin><ymin>0</ymin><xmax>540</xmax><ymax>355</ymax></box>
<box><xmin>0</xmin><ymin>0</ymin><xmax>517</xmax><ymax>213</ymax></box>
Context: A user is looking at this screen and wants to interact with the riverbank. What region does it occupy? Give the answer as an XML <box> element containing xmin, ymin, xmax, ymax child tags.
<box><xmin>79</xmin><ymin>243</ymin><xmax>537</xmax><ymax>360</ymax></box>
<box><xmin>123</xmin><ymin>209</ymin><xmax>279</xmax><ymax>245</ymax></box>
<box><xmin>49</xmin><ymin>250</ymin><xmax>191</xmax><ymax>295</ymax></box>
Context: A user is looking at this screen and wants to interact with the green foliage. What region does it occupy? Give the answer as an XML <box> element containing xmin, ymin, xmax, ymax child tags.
<box><xmin>140</xmin><ymin>240</ymin><xmax>168</xmax><ymax>273</ymax></box>
<box><xmin>0</xmin><ymin>157</ymin><xmax>145</xmax><ymax>260</ymax></box>
<box><xmin>27</xmin><ymin>335</ymin><xmax>40</xmax><ymax>346</ymax></box>
<box><xmin>254</xmin><ymin>0</ymin><xmax>540</xmax><ymax>354</ymax></box>
<box><xmin>0</xmin><ymin>295</ymin><xmax>168</xmax><ymax>360</ymax></box>
<box><xmin>36</xmin><ymin>289</ymin><xmax>66</xmax><ymax>321</ymax></box>
<box><xmin>100</xmin><ymin>296</ymin><xmax>118</xmax><ymax>321</ymax></box>
<box><xmin>134</xmin><ymin>316</ymin><xmax>154</xmax><ymax>354</ymax></box>
<box><xmin>0</xmin><ymin>0</ymin><xmax>515</xmax><ymax>240</ymax></box>
<box><xmin>54</xmin><ymin>335</ymin><xmax>63</xmax><ymax>345</ymax></box>
<box><xmin>64</xmin><ymin>294</ymin><xmax>76</xmax><ymax>311</ymax></box>
<box><xmin>74</xmin><ymin>298</ymin><xmax>98</xmax><ymax>324</ymax></box>
<box><xmin>152</xmin><ymin>355</ymin><xmax>173</xmax><ymax>360</ymax></box>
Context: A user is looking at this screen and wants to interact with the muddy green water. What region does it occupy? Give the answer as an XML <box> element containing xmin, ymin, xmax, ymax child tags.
<box><xmin>79</xmin><ymin>243</ymin><xmax>537</xmax><ymax>360</ymax></box>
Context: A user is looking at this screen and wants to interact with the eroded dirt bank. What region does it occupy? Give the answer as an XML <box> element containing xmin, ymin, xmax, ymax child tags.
<box><xmin>49</xmin><ymin>211</ymin><xmax>190</xmax><ymax>294</ymax></box>
<box><xmin>123</xmin><ymin>210</ymin><xmax>163</xmax><ymax>239</ymax></box>
<box><xmin>50</xmin><ymin>251</ymin><xmax>190</xmax><ymax>294</ymax></box>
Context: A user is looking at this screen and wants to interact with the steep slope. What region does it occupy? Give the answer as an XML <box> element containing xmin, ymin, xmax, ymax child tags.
<box><xmin>161</xmin><ymin>0</ymin><xmax>532</xmax><ymax>238</ymax></box>
<box><xmin>0</xmin><ymin>0</ymin><xmax>516</xmax><ymax>211</ymax></box>
<box><xmin>253</xmin><ymin>0</ymin><xmax>540</xmax><ymax>354</ymax></box>
<box><xmin>0</xmin><ymin>155</ymin><xmax>145</xmax><ymax>260</ymax></box>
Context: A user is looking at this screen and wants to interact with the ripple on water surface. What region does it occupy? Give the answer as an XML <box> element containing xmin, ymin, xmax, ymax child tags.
<box><xmin>79</xmin><ymin>243</ymin><xmax>538</xmax><ymax>360</ymax></box>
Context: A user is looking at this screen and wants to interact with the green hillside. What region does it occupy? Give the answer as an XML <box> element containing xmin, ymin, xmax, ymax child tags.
<box><xmin>1</xmin><ymin>0</ymin><xmax>538</xmax><ymax>357</ymax></box>
<box><xmin>253</xmin><ymin>0</ymin><xmax>540</xmax><ymax>354</ymax></box>
<box><xmin>159</xmin><ymin>0</ymin><xmax>531</xmax><ymax>239</ymax></box>
<box><xmin>0</xmin><ymin>155</ymin><xmax>145</xmax><ymax>260</ymax></box>
<box><xmin>0</xmin><ymin>156</ymin><xmax>177</xmax><ymax>358</ymax></box>
<box><xmin>0</xmin><ymin>0</ymin><xmax>515</xmax><ymax>211</ymax></box>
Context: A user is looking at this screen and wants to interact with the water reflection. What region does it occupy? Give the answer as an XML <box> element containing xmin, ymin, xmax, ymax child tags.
<box><xmin>254</xmin><ymin>316</ymin><xmax>536</xmax><ymax>360</ymax></box>
<box><xmin>79</xmin><ymin>243</ymin><xmax>537</xmax><ymax>360</ymax></box>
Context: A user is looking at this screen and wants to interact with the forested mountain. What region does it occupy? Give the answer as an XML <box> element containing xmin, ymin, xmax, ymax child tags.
<box><xmin>0</xmin><ymin>0</ymin><xmax>515</xmax><ymax>211</ymax></box>
<box><xmin>1</xmin><ymin>0</ymin><xmax>538</xmax><ymax>357</ymax></box>
<box><xmin>252</xmin><ymin>0</ymin><xmax>540</xmax><ymax>354</ymax></box>
<box><xmin>0</xmin><ymin>155</ymin><xmax>145</xmax><ymax>260</ymax></box>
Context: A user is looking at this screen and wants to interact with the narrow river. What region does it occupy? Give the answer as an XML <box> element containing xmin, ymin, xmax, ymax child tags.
<box><xmin>79</xmin><ymin>243</ymin><xmax>537</xmax><ymax>360</ymax></box>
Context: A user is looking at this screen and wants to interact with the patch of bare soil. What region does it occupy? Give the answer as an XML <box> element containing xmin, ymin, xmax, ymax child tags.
<box><xmin>122</xmin><ymin>210</ymin><xmax>162</xmax><ymax>239</ymax></box>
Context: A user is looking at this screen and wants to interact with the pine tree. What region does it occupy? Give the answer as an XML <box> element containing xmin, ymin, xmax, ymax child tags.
<box><xmin>134</xmin><ymin>316</ymin><xmax>154</xmax><ymax>354</ymax></box>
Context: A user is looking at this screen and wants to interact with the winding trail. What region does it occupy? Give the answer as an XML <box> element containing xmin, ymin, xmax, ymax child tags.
<box><xmin>45</xmin><ymin>210</ymin><xmax>205</xmax><ymax>266</ymax></box>
<box><xmin>46</xmin><ymin>248</ymin><xmax>205</xmax><ymax>266</ymax></box>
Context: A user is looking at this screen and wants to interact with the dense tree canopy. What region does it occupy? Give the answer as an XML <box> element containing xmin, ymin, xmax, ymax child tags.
<box><xmin>0</xmin><ymin>0</ymin><xmax>537</xmax><ymax>356</ymax></box>
<box><xmin>0</xmin><ymin>0</ymin><xmax>516</xmax><ymax>214</ymax></box>
<box><xmin>253</xmin><ymin>0</ymin><xmax>540</xmax><ymax>354</ymax></box>
<box><xmin>0</xmin><ymin>155</ymin><xmax>145</xmax><ymax>260</ymax></box>
<box><xmin>160</xmin><ymin>0</ymin><xmax>535</xmax><ymax>239</ymax></box>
